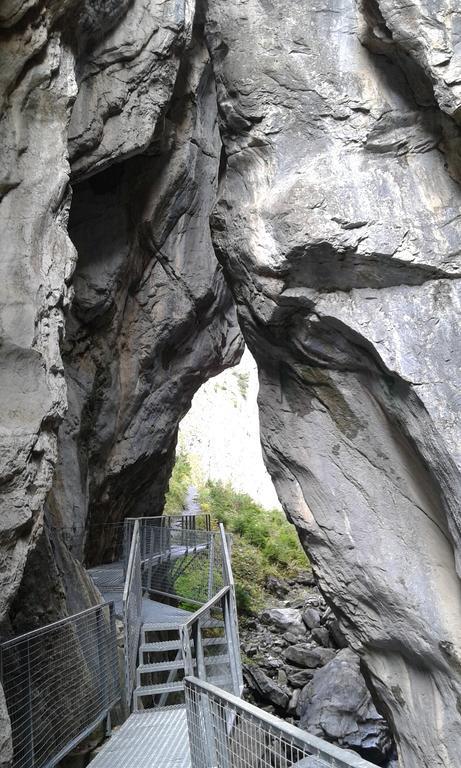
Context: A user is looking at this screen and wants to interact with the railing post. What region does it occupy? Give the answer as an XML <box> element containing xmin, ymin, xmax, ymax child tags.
<box><xmin>27</xmin><ymin>637</ymin><xmax>35</xmax><ymax>766</ymax></box>
<box><xmin>192</xmin><ymin>619</ymin><xmax>205</xmax><ymax>680</ymax></box>
<box><xmin>180</xmin><ymin>625</ymin><xmax>194</xmax><ymax>677</ymax></box>
<box><xmin>96</xmin><ymin>606</ymin><xmax>108</xmax><ymax>714</ymax></box>
<box><xmin>123</xmin><ymin>520</ymin><xmax>142</xmax><ymax>711</ymax></box>
<box><xmin>207</xmin><ymin>534</ymin><xmax>215</xmax><ymax>600</ymax></box>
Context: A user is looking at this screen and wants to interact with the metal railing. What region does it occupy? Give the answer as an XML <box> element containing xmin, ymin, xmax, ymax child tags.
<box><xmin>178</xmin><ymin>525</ymin><xmax>242</xmax><ymax>700</ymax></box>
<box><xmin>185</xmin><ymin>677</ymin><xmax>377</xmax><ymax>768</ymax></box>
<box><xmin>125</xmin><ymin>522</ymin><xmax>224</xmax><ymax>608</ymax></box>
<box><xmin>180</xmin><ymin>587</ymin><xmax>235</xmax><ymax>697</ymax></box>
<box><xmin>219</xmin><ymin>524</ymin><xmax>243</xmax><ymax>694</ymax></box>
<box><xmin>0</xmin><ymin>603</ymin><xmax>119</xmax><ymax>768</ymax></box>
<box><xmin>123</xmin><ymin>519</ymin><xmax>142</xmax><ymax>708</ymax></box>
<box><xmin>123</xmin><ymin>514</ymin><xmax>211</xmax><ymax>568</ymax></box>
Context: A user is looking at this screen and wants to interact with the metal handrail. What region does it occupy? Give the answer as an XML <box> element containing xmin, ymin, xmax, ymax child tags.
<box><xmin>180</xmin><ymin>587</ymin><xmax>231</xmax><ymax>678</ymax></box>
<box><xmin>0</xmin><ymin>604</ymin><xmax>113</xmax><ymax>649</ymax></box>
<box><xmin>218</xmin><ymin>523</ymin><xmax>243</xmax><ymax>694</ymax></box>
<box><xmin>219</xmin><ymin>523</ymin><xmax>233</xmax><ymax>587</ymax></box>
<box><xmin>124</xmin><ymin>513</ymin><xmax>211</xmax><ymax>530</ymax></box>
<box><xmin>181</xmin><ymin>587</ymin><xmax>232</xmax><ymax>635</ymax></box>
<box><xmin>123</xmin><ymin>519</ymin><xmax>142</xmax><ymax>709</ymax></box>
<box><xmin>185</xmin><ymin>677</ymin><xmax>377</xmax><ymax>768</ymax></box>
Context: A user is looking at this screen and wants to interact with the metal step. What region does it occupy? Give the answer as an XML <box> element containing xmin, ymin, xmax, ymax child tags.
<box><xmin>141</xmin><ymin>625</ymin><xmax>182</xmax><ymax>644</ymax></box>
<box><xmin>142</xmin><ymin>622</ymin><xmax>183</xmax><ymax>633</ymax></box>
<box><xmin>204</xmin><ymin>654</ymin><xmax>229</xmax><ymax>666</ymax></box>
<box><xmin>134</xmin><ymin>681</ymin><xmax>184</xmax><ymax>698</ymax></box>
<box><xmin>136</xmin><ymin>659</ymin><xmax>190</xmax><ymax>687</ymax></box>
<box><xmin>203</xmin><ymin>636</ymin><xmax>227</xmax><ymax>646</ymax></box>
<box><xmin>140</xmin><ymin>636</ymin><xmax>226</xmax><ymax>656</ymax></box>
<box><xmin>140</xmin><ymin>640</ymin><xmax>183</xmax><ymax>654</ymax></box>
<box><xmin>138</xmin><ymin>660</ymin><xmax>188</xmax><ymax>675</ymax></box>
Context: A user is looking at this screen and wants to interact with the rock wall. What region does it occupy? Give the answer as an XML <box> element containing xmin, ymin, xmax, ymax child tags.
<box><xmin>1</xmin><ymin>2</ymin><xmax>461</xmax><ymax>767</ymax></box>
<box><xmin>206</xmin><ymin>2</ymin><xmax>461</xmax><ymax>767</ymax></box>
<box><xmin>0</xmin><ymin>1</ymin><xmax>242</xmax><ymax>626</ymax></box>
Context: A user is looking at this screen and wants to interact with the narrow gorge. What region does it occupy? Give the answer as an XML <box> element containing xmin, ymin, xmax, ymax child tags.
<box><xmin>1</xmin><ymin>2</ymin><xmax>461</xmax><ymax>767</ymax></box>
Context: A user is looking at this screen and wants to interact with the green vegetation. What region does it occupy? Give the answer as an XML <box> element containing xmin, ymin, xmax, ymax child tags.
<box><xmin>232</xmin><ymin>371</ymin><xmax>250</xmax><ymax>399</ymax></box>
<box><xmin>164</xmin><ymin>451</ymin><xmax>310</xmax><ymax>614</ymax></box>
<box><xmin>163</xmin><ymin>451</ymin><xmax>192</xmax><ymax>516</ymax></box>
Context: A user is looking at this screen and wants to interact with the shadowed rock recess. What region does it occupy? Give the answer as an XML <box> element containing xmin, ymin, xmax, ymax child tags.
<box><xmin>1</xmin><ymin>1</ymin><xmax>461</xmax><ymax>767</ymax></box>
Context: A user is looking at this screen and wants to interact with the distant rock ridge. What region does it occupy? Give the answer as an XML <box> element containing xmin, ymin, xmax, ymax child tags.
<box><xmin>179</xmin><ymin>348</ymin><xmax>281</xmax><ymax>510</ymax></box>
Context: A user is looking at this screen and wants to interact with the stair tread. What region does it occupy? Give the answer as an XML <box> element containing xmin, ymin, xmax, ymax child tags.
<box><xmin>140</xmin><ymin>641</ymin><xmax>182</xmax><ymax>653</ymax></box>
<box><xmin>142</xmin><ymin>622</ymin><xmax>183</xmax><ymax>631</ymax></box>
<box><xmin>139</xmin><ymin>637</ymin><xmax>226</xmax><ymax>657</ymax></box>
<box><xmin>204</xmin><ymin>654</ymin><xmax>229</xmax><ymax>665</ymax></box>
<box><xmin>138</xmin><ymin>660</ymin><xmax>189</xmax><ymax>673</ymax></box>
<box><xmin>134</xmin><ymin>681</ymin><xmax>185</xmax><ymax>696</ymax></box>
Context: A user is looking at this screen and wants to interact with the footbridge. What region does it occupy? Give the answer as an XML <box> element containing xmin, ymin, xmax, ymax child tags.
<box><xmin>1</xmin><ymin>514</ymin><xmax>376</xmax><ymax>768</ymax></box>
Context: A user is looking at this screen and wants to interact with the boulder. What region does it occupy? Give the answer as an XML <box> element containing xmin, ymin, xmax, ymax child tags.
<box><xmin>284</xmin><ymin>628</ymin><xmax>308</xmax><ymax>645</ymax></box>
<box><xmin>261</xmin><ymin>607</ymin><xmax>304</xmax><ymax>633</ymax></box>
<box><xmin>302</xmin><ymin>608</ymin><xmax>321</xmax><ymax>631</ymax></box>
<box><xmin>284</xmin><ymin>645</ymin><xmax>336</xmax><ymax>669</ymax></box>
<box><xmin>243</xmin><ymin>666</ymin><xmax>290</xmax><ymax>711</ymax></box>
<box><xmin>288</xmin><ymin>669</ymin><xmax>315</xmax><ymax>688</ymax></box>
<box><xmin>265</xmin><ymin>575</ymin><xmax>289</xmax><ymax>598</ymax></box>
<box><xmin>297</xmin><ymin>649</ymin><xmax>393</xmax><ymax>764</ymax></box>
<box><xmin>310</xmin><ymin>628</ymin><xmax>331</xmax><ymax>648</ymax></box>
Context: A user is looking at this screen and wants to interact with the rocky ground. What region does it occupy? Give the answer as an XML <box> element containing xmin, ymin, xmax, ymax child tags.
<box><xmin>240</xmin><ymin>576</ymin><xmax>398</xmax><ymax>767</ymax></box>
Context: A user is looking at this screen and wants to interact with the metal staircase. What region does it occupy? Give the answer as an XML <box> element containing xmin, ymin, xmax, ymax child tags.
<box><xmin>134</xmin><ymin>623</ymin><xmax>189</xmax><ymax>710</ymax></box>
<box><xmin>134</xmin><ymin>609</ymin><xmax>230</xmax><ymax>711</ymax></box>
<box><xmin>0</xmin><ymin>513</ymin><xmax>378</xmax><ymax>768</ymax></box>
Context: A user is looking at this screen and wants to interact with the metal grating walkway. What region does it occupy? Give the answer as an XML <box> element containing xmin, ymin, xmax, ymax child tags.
<box><xmin>90</xmin><ymin>707</ymin><xmax>191</xmax><ymax>768</ymax></box>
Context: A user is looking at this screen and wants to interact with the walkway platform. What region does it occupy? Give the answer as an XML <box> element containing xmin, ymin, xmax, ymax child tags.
<box><xmin>90</xmin><ymin>707</ymin><xmax>190</xmax><ymax>768</ymax></box>
<box><xmin>88</xmin><ymin>561</ymin><xmax>194</xmax><ymax>623</ymax></box>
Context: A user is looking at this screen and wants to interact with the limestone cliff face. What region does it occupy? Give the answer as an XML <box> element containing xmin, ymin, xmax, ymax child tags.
<box><xmin>0</xmin><ymin>0</ymin><xmax>242</xmax><ymax>627</ymax></box>
<box><xmin>206</xmin><ymin>2</ymin><xmax>461</xmax><ymax>767</ymax></box>
<box><xmin>1</xmin><ymin>2</ymin><xmax>461</xmax><ymax>767</ymax></box>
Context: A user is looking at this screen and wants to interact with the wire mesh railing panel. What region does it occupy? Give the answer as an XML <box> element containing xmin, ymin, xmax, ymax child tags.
<box><xmin>135</xmin><ymin>525</ymin><xmax>224</xmax><ymax>606</ymax></box>
<box><xmin>185</xmin><ymin>678</ymin><xmax>378</xmax><ymax>768</ymax></box>
<box><xmin>123</xmin><ymin>515</ymin><xmax>212</xmax><ymax>570</ymax></box>
<box><xmin>0</xmin><ymin>604</ymin><xmax>119</xmax><ymax>768</ymax></box>
<box><xmin>123</xmin><ymin>521</ymin><xmax>142</xmax><ymax>709</ymax></box>
<box><xmin>200</xmin><ymin>602</ymin><xmax>234</xmax><ymax>693</ymax></box>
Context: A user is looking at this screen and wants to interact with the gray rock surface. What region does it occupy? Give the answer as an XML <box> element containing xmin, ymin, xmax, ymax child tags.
<box><xmin>205</xmin><ymin>1</ymin><xmax>461</xmax><ymax>766</ymax></box>
<box><xmin>285</xmin><ymin>645</ymin><xmax>336</xmax><ymax>670</ymax></box>
<box><xmin>262</xmin><ymin>607</ymin><xmax>305</xmax><ymax>633</ymax></box>
<box><xmin>51</xmin><ymin>33</ymin><xmax>242</xmax><ymax>561</ymax></box>
<box><xmin>302</xmin><ymin>608</ymin><xmax>321</xmax><ymax>631</ymax></box>
<box><xmin>298</xmin><ymin>650</ymin><xmax>393</xmax><ymax>764</ymax></box>
<box><xmin>0</xmin><ymin>0</ymin><xmax>243</xmax><ymax>633</ymax></box>
<box><xmin>243</xmin><ymin>665</ymin><xmax>290</xmax><ymax>710</ymax></box>
<box><xmin>0</xmin><ymin>0</ymin><xmax>241</xmax><ymax>693</ymax></box>
<box><xmin>1</xmin><ymin>2</ymin><xmax>461</xmax><ymax>767</ymax></box>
